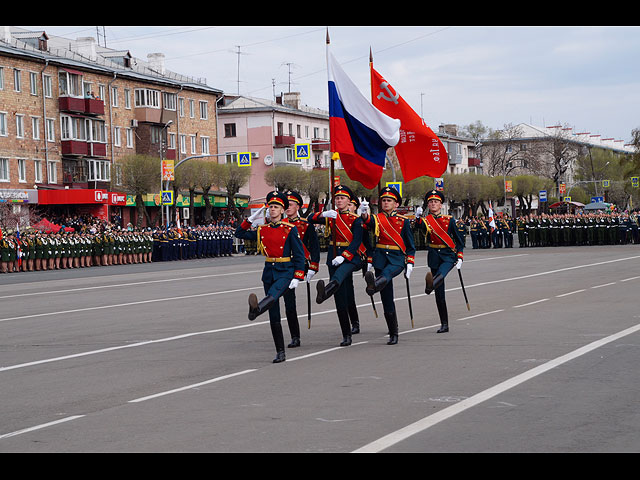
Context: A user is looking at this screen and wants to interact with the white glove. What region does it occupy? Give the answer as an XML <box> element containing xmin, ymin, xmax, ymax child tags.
<box><xmin>248</xmin><ymin>206</ymin><xmax>265</xmax><ymax>223</ymax></box>
<box><xmin>332</xmin><ymin>255</ymin><xmax>345</xmax><ymax>266</ymax></box>
<box><xmin>305</xmin><ymin>270</ymin><xmax>316</xmax><ymax>282</ymax></box>
<box><xmin>288</xmin><ymin>279</ymin><xmax>299</xmax><ymax>289</ymax></box>
<box><xmin>405</xmin><ymin>263</ymin><xmax>413</xmax><ymax>279</ymax></box>
<box><xmin>456</xmin><ymin>258</ymin><xmax>463</xmax><ymax>270</ymax></box>
<box><xmin>321</xmin><ymin>209</ymin><xmax>338</xmax><ymax>219</ymax></box>
<box><xmin>367</xmin><ymin>263</ymin><xmax>373</xmax><ymax>272</ymax></box>
<box><xmin>358</xmin><ymin>200</ymin><xmax>369</xmax><ymax>215</ymax></box>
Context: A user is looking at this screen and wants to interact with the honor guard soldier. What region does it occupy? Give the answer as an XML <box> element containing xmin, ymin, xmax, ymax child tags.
<box><xmin>234</xmin><ymin>191</ymin><xmax>306</xmax><ymax>363</ymax></box>
<box><xmin>361</xmin><ymin>186</ymin><xmax>416</xmax><ymax>345</ymax></box>
<box><xmin>281</xmin><ymin>190</ymin><xmax>321</xmax><ymax>348</ymax></box>
<box><xmin>347</xmin><ymin>196</ymin><xmax>370</xmax><ymax>334</ymax></box>
<box><xmin>418</xmin><ymin>190</ymin><xmax>465</xmax><ymax>333</ymax></box>
<box><xmin>310</xmin><ymin>184</ymin><xmax>366</xmax><ymax>346</ymax></box>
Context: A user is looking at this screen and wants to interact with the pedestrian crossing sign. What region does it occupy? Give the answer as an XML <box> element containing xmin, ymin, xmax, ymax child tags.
<box><xmin>632</xmin><ymin>177</ymin><xmax>639</xmax><ymax>188</ymax></box>
<box><xmin>602</xmin><ymin>179</ymin><xmax>610</xmax><ymax>188</ymax></box>
<box><xmin>161</xmin><ymin>191</ymin><xmax>174</xmax><ymax>205</ymax></box>
<box><xmin>386</xmin><ymin>182</ymin><xmax>402</xmax><ymax>198</ymax></box>
<box><xmin>238</xmin><ymin>152</ymin><xmax>252</xmax><ymax>167</ymax></box>
<box><xmin>295</xmin><ymin>144</ymin><xmax>310</xmax><ymax>160</ymax></box>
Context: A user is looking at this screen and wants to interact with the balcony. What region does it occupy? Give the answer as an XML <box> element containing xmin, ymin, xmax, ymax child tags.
<box><xmin>468</xmin><ymin>157</ymin><xmax>481</xmax><ymax>167</ymax></box>
<box><xmin>274</xmin><ymin>135</ymin><xmax>295</xmax><ymax>147</ymax></box>
<box><xmin>61</xmin><ymin>140</ymin><xmax>107</xmax><ymax>157</ymax></box>
<box><xmin>312</xmin><ymin>138</ymin><xmax>330</xmax><ymax>151</ymax></box>
<box><xmin>59</xmin><ymin>96</ymin><xmax>104</xmax><ymax>116</ymax></box>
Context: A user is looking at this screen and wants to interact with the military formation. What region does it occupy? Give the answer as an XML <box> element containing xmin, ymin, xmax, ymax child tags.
<box><xmin>0</xmin><ymin>228</ymin><xmax>153</xmax><ymax>274</ymax></box>
<box><xmin>236</xmin><ymin>186</ymin><xmax>463</xmax><ymax>364</ymax></box>
<box><xmin>0</xmin><ymin>219</ymin><xmax>239</xmax><ymax>274</ymax></box>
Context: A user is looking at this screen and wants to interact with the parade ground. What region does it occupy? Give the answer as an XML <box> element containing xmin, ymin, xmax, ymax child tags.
<box><xmin>1</xmin><ymin>243</ymin><xmax>639</xmax><ymax>452</ymax></box>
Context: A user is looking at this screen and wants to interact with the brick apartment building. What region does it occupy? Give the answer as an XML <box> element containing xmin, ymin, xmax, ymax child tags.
<box><xmin>0</xmin><ymin>26</ymin><xmax>222</xmax><ymax>227</ymax></box>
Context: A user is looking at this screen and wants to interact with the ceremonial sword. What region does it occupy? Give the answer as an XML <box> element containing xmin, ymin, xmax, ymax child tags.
<box><xmin>458</xmin><ymin>269</ymin><xmax>471</xmax><ymax>311</ymax></box>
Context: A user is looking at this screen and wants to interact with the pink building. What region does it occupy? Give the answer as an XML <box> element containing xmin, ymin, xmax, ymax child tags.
<box><xmin>217</xmin><ymin>93</ymin><xmax>330</xmax><ymax>207</ymax></box>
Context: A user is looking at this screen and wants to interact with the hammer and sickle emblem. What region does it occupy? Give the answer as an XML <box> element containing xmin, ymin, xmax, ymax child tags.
<box><xmin>377</xmin><ymin>82</ymin><xmax>399</xmax><ymax>104</ymax></box>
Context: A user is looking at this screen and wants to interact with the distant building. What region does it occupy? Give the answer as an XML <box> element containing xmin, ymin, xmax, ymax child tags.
<box><xmin>0</xmin><ymin>26</ymin><xmax>222</xmax><ymax>226</ymax></box>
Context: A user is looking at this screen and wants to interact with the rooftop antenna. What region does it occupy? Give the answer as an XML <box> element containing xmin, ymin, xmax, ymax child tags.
<box><xmin>232</xmin><ymin>45</ymin><xmax>250</xmax><ymax>95</ymax></box>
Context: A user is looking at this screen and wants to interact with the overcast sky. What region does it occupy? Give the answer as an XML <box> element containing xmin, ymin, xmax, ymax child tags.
<box><xmin>25</xmin><ymin>25</ymin><xmax>640</xmax><ymax>144</ymax></box>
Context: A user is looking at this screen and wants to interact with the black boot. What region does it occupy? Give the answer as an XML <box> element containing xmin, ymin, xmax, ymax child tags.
<box><xmin>248</xmin><ymin>294</ymin><xmax>275</xmax><ymax>321</ymax></box>
<box><xmin>365</xmin><ymin>270</ymin><xmax>388</xmax><ymax>295</ymax></box>
<box><xmin>316</xmin><ymin>279</ymin><xmax>339</xmax><ymax>304</ymax></box>
<box><xmin>271</xmin><ymin>322</ymin><xmax>286</xmax><ymax>363</ymax></box>
<box><xmin>348</xmin><ymin>303</ymin><xmax>360</xmax><ymax>334</ymax></box>
<box><xmin>286</xmin><ymin>309</ymin><xmax>301</xmax><ymax>348</ymax></box>
<box><xmin>425</xmin><ymin>272</ymin><xmax>444</xmax><ymax>295</ymax></box>
<box><xmin>384</xmin><ymin>311</ymin><xmax>399</xmax><ymax>345</ymax></box>
<box><xmin>435</xmin><ymin>297</ymin><xmax>449</xmax><ymax>333</ymax></box>
<box><xmin>337</xmin><ymin>310</ymin><xmax>352</xmax><ymax>346</ymax></box>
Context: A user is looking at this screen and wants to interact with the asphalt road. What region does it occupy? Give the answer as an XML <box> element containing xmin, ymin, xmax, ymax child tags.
<box><xmin>1</xmin><ymin>242</ymin><xmax>639</xmax><ymax>452</ymax></box>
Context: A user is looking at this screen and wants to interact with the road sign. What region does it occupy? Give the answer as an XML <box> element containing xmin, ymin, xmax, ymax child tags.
<box><xmin>161</xmin><ymin>191</ymin><xmax>174</xmax><ymax>206</ymax></box>
<box><xmin>591</xmin><ymin>196</ymin><xmax>604</xmax><ymax>203</ymax></box>
<box><xmin>238</xmin><ymin>152</ymin><xmax>252</xmax><ymax>167</ymax></box>
<box><xmin>632</xmin><ymin>177</ymin><xmax>639</xmax><ymax>188</ymax></box>
<box><xmin>505</xmin><ymin>180</ymin><xmax>512</xmax><ymax>192</ymax></box>
<box><xmin>295</xmin><ymin>143</ymin><xmax>310</xmax><ymax>160</ymax></box>
<box><xmin>564</xmin><ymin>196</ymin><xmax>571</xmax><ymax>202</ymax></box>
<box><xmin>539</xmin><ymin>190</ymin><xmax>547</xmax><ymax>202</ymax></box>
<box><xmin>602</xmin><ymin>179</ymin><xmax>610</xmax><ymax>188</ymax></box>
<box><xmin>162</xmin><ymin>160</ymin><xmax>175</xmax><ymax>181</ymax></box>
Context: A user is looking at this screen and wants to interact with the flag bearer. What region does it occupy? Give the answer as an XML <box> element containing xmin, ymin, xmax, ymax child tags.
<box><xmin>418</xmin><ymin>190</ymin><xmax>465</xmax><ymax>333</ymax></box>
<box><xmin>310</xmin><ymin>185</ymin><xmax>366</xmax><ymax>347</ymax></box>
<box><xmin>234</xmin><ymin>191</ymin><xmax>306</xmax><ymax>363</ymax></box>
<box><xmin>360</xmin><ymin>186</ymin><xmax>415</xmax><ymax>345</ymax></box>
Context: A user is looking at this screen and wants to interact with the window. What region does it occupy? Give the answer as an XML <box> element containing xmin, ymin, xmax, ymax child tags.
<box><xmin>168</xmin><ymin>132</ymin><xmax>175</xmax><ymax>150</ymax></box>
<box><xmin>179</xmin><ymin>134</ymin><xmax>186</xmax><ymax>154</ymax></box>
<box><xmin>48</xmin><ymin>162</ymin><xmax>57</xmax><ymax>183</ymax></box>
<box><xmin>0</xmin><ymin>158</ymin><xmax>9</xmax><ymax>181</ymax></box>
<box><xmin>88</xmin><ymin>119</ymin><xmax>106</xmax><ymax>143</ymax></box>
<box><xmin>199</xmin><ymin>100</ymin><xmax>208</xmax><ymax>119</ymax></box>
<box><xmin>16</xmin><ymin>114</ymin><xmax>24</xmax><ymax>138</ymax></box>
<box><xmin>126</xmin><ymin>128</ymin><xmax>133</xmax><ymax>148</ymax></box>
<box><xmin>31</xmin><ymin>117</ymin><xmax>40</xmax><ymax>140</ymax></box>
<box><xmin>163</xmin><ymin>92</ymin><xmax>176</xmax><ymax>111</ymax></box>
<box><xmin>201</xmin><ymin>136</ymin><xmax>210</xmax><ymax>155</ymax></box>
<box><xmin>30</xmin><ymin>72</ymin><xmax>37</xmax><ymax>95</ymax></box>
<box><xmin>285</xmin><ymin>147</ymin><xmax>300</xmax><ymax>164</ymax></box>
<box><xmin>43</xmin><ymin>75</ymin><xmax>52</xmax><ymax>97</ymax></box>
<box><xmin>46</xmin><ymin>118</ymin><xmax>55</xmax><ymax>141</ymax></box>
<box><xmin>111</xmin><ymin>86</ymin><xmax>118</xmax><ymax>107</ymax></box>
<box><xmin>189</xmin><ymin>99</ymin><xmax>195</xmax><ymax>118</ymax></box>
<box><xmin>179</xmin><ymin>97</ymin><xmax>184</xmax><ymax>117</ymax></box>
<box><xmin>87</xmin><ymin>159</ymin><xmax>110</xmax><ymax>181</ymax></box>
<box><xmin>224</xmin><ymin>123</ymin><xmax>236</xmax><ymax>137</ymax></box>
<box><xmin>0</xmin><ymin>112</ymin><xmax>7</xmax><ymax>136</ymax></box>
<box><xmin>58</xmin><ymin>70</ymin><xmax>82</xmax><ymax>97</ymax></box>
<box><xmin>190</xmin><ymin>135</ymin><xmax>196</xmax><ymax>154</ymax></box>
<box><xmin>134</xmin><ymin>88</ymin><xmax>160</xmax><ymax>108</ymax></box>
<box><xmin>225</xmin><ymin>152</ymin><xmax>237</xmax><ymax>164</ymax></box>
<box><xmin>34</xmin><ymin>159</ymin><xmax>42</xmax><ymax>183</ymax></box>
<box><xmin>0</xmin><ymin>66</ymin><xmax>4</xmax><ymax>90</ymax></box>
<box><xmin>124</xmin><ymin>88</ymin><xmax>131</xmax><ymax>109</ymax></box>
<box><xmin>113</xmin><ymin>126</ymin><xmax>121</xmax><ymax>147</ymax></box>
<box><xmin>60</xmin><ymin>115</ymin><xmax>87</xmax><ymax>141</ymax></box>
<box><xmin>18</xmin><ymin>159</ymin><xmax>26</xmax><ymax>182</ymax></box>
<box><xmin>14</xmin><ymin>68</ymin><xmax>21</xmax><ymax>92</ymax></box>
<box><xmin>150</xmin><ymin>126</ymin><xmax>162</xmax><ymax>145</ymax></box>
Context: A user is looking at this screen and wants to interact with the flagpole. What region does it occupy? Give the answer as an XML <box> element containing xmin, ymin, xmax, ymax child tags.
<box><xmin>326</xmin><ymin>28</ymin><xmax>337</xmax><ymax>258</ymax></box>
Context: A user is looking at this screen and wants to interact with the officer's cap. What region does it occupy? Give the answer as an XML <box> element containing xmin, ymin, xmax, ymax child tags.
<box><xmin>380</xmin><ymin>186</ymin><xmax>401</xmax><ymax>204</ymax></box>
<box><xmin>334</xmin><ymin>185</ymin><xmax>354</xmax><ymax>201</ymax></box>
<box><xmin>266</xmin><ymin>190</ymin><xmax>288</xmax><ymax>208</ymax></box>
<box><xmin>425</xmin><ymin>189</ymin><xmax>444</xmax><ymax>203</ymax></box>
<box><xmin>285</xmin><ymin>190</ymin><xmax>303</xmax><ymax>206</ymax></box>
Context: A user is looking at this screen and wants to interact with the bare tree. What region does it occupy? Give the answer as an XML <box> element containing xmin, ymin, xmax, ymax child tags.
<box><xmin>117</xmin><ymin>154</ymin><xmax>159</xmax><ymax>228</ymax></box>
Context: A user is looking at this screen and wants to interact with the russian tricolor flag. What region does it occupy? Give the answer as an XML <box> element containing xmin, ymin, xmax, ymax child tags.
<box><xmin>327</xmin><ymin>48</ymin><xmax>400</xmax><ymax>189</ymax></box>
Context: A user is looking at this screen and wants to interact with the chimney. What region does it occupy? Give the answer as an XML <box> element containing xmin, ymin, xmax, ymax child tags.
<box><xmin>1</xmin><ymin>26</ymin><xmax>12</xmax><ymax>43</ymax></box>
<box><xmin>282</xmin><ymin>92</ymin><xmax>301</xmax><ymax>109</ymax></box>
<box><xmin>76</xmin><ymin>36</ymin><xmax>97</xmax><ymax>61</ymax></box>
<box><xmin>147</xmin><ymin>53</ymin><xmax>165</xmax><ymax>75</ymax></box>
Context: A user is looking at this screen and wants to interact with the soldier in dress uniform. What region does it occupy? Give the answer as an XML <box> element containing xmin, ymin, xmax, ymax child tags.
<box><xmin>310</xmin><ymin>184</ymin><xmax>366</xmax><ymax>347</ymax></box>
<box><xmin>281</xmin><ymin>190</ymin><xmax>321</xmax><ymax>348</ymax></box>
<box><xmin>347</xmin><ymin>195</ymin><xmax>370</xmax><ymax>335</ymax></box>
<box><xmin>417</xmin><ymin>190</ymin><xmax>465</xmax><ymax>333</ymax></box>
<box><xmin>234</xmin><ymin>191</ymin><xmax>306</xmax><ymax>363</ymax></box>
<box><xmin>360</xmin><ymin>186</ymin><xmax>416</xmax><ymax>345</ymax></box>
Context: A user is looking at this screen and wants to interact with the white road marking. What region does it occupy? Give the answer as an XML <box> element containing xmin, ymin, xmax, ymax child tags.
<box><xmin>0</xmin><ymin>415</ymin><xmax>85</xmax><ymax>440</ymax></box>
<box><xmin>352</xmin><ymin>322</ymin><xmax>640</xmax><ymax>453</ymax></box>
